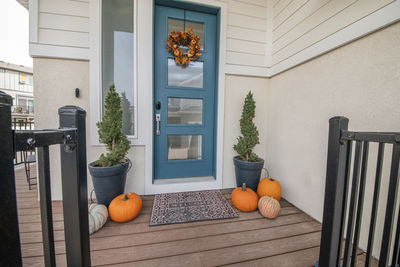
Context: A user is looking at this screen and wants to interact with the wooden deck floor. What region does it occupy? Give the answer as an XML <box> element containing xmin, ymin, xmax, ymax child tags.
<box><xmin>15</xmin><ymin>166</ymin><xmax>376</xmax><ymax>266</ymax></box>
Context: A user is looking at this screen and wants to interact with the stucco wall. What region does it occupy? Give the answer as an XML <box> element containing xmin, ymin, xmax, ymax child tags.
<box><xmin>33</xmin><ymin>57</ymin><xmax>269</xmax><ymax>199</ymax></box>
<box><xmin>223</xmin><ymin>75</ymin><xmax>270</xmax><ymax>188</ymax></box>
<box><xmin>266</xmin><ymin>22</ymin><xmax>400</xmax><ymax>257</ymax></box>
<box><xmin>33</xmin><ymin>58</ymin><xmax>146</xmax><ymax>199</ymax></box>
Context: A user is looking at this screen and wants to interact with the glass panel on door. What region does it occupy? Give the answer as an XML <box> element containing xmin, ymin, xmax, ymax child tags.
<box><xmin>167</xmin><ymin>18</ymin><xmax>204</xmax><ymax>49</ymax></box>
<box><xmin>167</xmin><ymin>58</ymin><xmax>203</xmax><ymax>88</ymax></box>
<box><xmin>168</xmin><ymin>135</ymin><xmax>202</xmax><ymax>160</ymax></box>
<box><xmin>168</xmin><ymin>97</ymin><xmax>202</xmax><ymax>125</ymax></box>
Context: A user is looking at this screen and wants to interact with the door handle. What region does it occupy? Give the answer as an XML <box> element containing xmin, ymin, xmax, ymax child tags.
<box><xmin>155</xmin><ymin>114</ymin><xmax>161</xmax><ymax>136</ymax></box>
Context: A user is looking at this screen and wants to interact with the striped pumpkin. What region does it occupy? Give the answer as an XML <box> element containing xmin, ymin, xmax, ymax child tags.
<box><xmin>258</xmin><ymin>196</ymin><xmax>280</xmax><ymax>219</ymax></box>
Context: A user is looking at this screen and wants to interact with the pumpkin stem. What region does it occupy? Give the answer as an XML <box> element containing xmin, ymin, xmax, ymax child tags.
<box><xmin>242</xmin><ymin>183</ymin><xmax>247</xmax><ymax>191</ymax></box>
<box><xmin>122</xmin><ymin>194</ymin><xmax>129</xmax><ymax>201</ymax></box>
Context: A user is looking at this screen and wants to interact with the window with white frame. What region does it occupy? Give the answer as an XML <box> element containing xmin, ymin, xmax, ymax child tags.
<box><xmin>102</xmin><ymin>0</ymin><xmax>136</xmax><ymax>137</ymax></box>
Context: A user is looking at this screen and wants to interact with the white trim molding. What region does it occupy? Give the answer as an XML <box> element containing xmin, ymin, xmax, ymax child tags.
<box><xmin>28</xmin><ymin>0</ymin><xmax>38</xmax><ymax>43</ymax></box>
<box><xmin>30</xmin><ymin>43</ymin><xmax>90</xmax><ymax>60</ymax></box>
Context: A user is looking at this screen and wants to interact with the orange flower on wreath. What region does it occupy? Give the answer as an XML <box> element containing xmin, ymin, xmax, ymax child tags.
<box><xmin>167</xmin><ymin>26</ymin><xmax>202</xmax><ymax>67</ymax></box>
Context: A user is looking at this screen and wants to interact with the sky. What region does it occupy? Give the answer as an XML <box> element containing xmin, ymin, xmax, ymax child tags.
<box><xmin>0</xmin><ymin>0</ymin><xmax>32</xmax><ymax>67</ymax></box>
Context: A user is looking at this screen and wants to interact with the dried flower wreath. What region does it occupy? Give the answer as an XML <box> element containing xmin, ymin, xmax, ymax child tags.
<box><xmin>166</xmin><ymin>26</ymin><xmax>202</xmax><ymax>66</ymax></box>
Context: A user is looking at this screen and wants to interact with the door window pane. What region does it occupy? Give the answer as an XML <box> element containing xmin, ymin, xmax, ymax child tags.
<box><xmin>168</xmin><ymin>58</ymin><xmax>203</xmax><ymax>88</ymax></box>
<box><xmin>167</xmin><ymin>18</ymin><xmax>204</xmax><ymax>49</ymax></box>
<box><xmin>102</xmin><ymin>0</ymin><xmax>135</xmax><ymax>136</ymax></box>
<box><xmin>168</xmin><ymin>135</ymin><xmax>202</xmax><ymax>160</ymax></box>
<box><xmin>168</xmin><ymin>98</ymin><xmax>202</xmax><ymax>125</ymax></box>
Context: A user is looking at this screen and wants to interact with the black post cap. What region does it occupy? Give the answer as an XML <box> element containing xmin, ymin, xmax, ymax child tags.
<box><xmin>58</xmin><ymin>105</ymin><xmax>86</xmax><ymax>116</ymax></box>
<box><xmin>0</xmin><ymin>91</ymin><xmax>12</xmax><ymax>106</ymax></box>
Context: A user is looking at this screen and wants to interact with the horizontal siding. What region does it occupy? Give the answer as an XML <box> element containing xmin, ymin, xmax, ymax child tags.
<box><xmin>273</xmin><ymin>0</ymin><xmax>357</xmax><ymax>53</ymax></box>
<box><xmin>227</xmin><ymin>39</ymin><xmax>266</xmax><ymax>55</ymax></box>
<box><xmin>39</xmin><ymin>13</ymin><xmax>89</xmax><ymax>33</ymax></box>
<box><xmin>271</xmin><ymin>0</ymin><xmax>395</xmax><ymax>65</ymax></box>
<box><xmin>226</xmin><ymin>51</ymin><xmax>266</xmax><ymax>66</ymax></box>
<box><xmin>227</xmin><ymin>26</ymin><xmax>266</xmax><ymax>43</ymax></box>
<box><xmin>273</xmin><ymin>0</ymin><xmax>292</xmax><ymax>18</ymax></box>
<box><xmin>38</xmin><ymin>28</ymin><xmax>89</xmax><ymax>48</ymax></box>
<box><xmin>273</xmin><ymin>0</ymin><xmax>308</xmax><ymax>30</ymax></box>
<box><xmin>224</xmin><ymin>0</ymin><xmax>268</xmax><ymax>69</ymax></box>
<box><xmin>40</xmin><ymin>0</ymin><xmax>89</xmax><ymax>17</ymax></box>
<box><xmin>273</xmin><ymin>0</ymin><xmax>330</xmax><ymax>41</ymax></box>
<box><xmin>228</xmin><ymin>0</ymin><xmax>267</xmax><ymax>19</ymax></box>
<box><xmin>35</xmin><ymin>0</ymin><xmax>90</xmax><ymax>50</ymax></box>
<box><xmin>33</xmin><ymin>0</ymin><xmax>269</xmax><ymax>71</ymax></box>
<box><xmin>228</xmin><ymin>13</ymin><xmax>267</xmax><ymax>31</ymax></box>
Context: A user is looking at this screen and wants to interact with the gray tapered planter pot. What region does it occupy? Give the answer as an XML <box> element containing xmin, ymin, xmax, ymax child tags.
<box><xmin>233</xmin><ymin>156</ymin><xmax>264</xmax><ymax>192</ymax></box>
<box><xmin>88</xmin><ymin>159</ymin><xmax>130</xmax><ymax>207</ymax></box>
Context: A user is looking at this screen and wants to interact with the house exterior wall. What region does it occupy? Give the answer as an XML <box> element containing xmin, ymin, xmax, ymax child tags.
<box><xmin>266</xmin><ymin>21</ymin><xmax>400</xmax><ymax>258</ymax></box>
<box><xmin>33</xmin><ymin>56</ymin><xmax>269</xmax><ymax>199</ymax></box>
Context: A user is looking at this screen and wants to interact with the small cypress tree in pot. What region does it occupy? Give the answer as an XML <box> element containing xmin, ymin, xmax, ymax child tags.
<box><xmin>88</xmin><ymin>84</ymin><xmax>131</xmax><ymax>206</ymax></box>
<box><xmin>233</xmin><ymin>91</ymin><xmax>264</xmax><ymax>191</ymax></box>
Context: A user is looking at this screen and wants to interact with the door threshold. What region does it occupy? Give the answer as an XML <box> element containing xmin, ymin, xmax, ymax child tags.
<box><xmin>153</xmin><ymin>176</ymin><xmax>215</xmax><ymax>185</ymax></box>
<box><xmin>148</xmin><ymin>176</ymin><xmax>221</xmax><ymax>194</ymax></box>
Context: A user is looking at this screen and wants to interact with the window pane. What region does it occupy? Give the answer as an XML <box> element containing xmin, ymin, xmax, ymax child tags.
<box><xmin>168</xmin><ymin>18</ymin><xmax>184</xmax><ymax>36</ymax></box>
<box><xmin>186</xmin><ymin>21</ymin><xmax>204</xmax><ymax>50</ymax></box>
<box><xmin>168</xmin><ymin>135</ymin><xmax>202</xmax><ymax>160</ymax></box>
<box><xmin>168</xmin><ymin>97</ymin><xmax>202</xmax><ymax>124</ymax></box>
<box><xmin>102</xmin><ymin>0</ymin><xmax>135</xmax><ymax>136</ymax></box>
<box><xmin>167</xmin><ymin>18</ymin><xmax>204</xmax><ymax>49</ymax></box>
<box><xmin>168</xmin><ymin>58</ymin><xmax>203</xmax><ymax>88</ymax></box>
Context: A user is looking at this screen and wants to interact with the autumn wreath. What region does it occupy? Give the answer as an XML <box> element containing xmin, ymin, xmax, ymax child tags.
<box><xmin>167</xmin><ymin>26</ymin><xmax>202</xmax><ymax>66</ymax></box>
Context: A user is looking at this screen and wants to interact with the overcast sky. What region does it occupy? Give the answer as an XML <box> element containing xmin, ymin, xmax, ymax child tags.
<box><xmin>0</xmin><ymin>0</ymin><xmax>32</xmax><ymax>67</ymax></box>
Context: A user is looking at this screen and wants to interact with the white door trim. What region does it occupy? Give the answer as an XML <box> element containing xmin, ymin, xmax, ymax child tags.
<box><xmin>144</xmin><ymin>0</ymin><xmax>227</xmax><ymax>194</ymax></box>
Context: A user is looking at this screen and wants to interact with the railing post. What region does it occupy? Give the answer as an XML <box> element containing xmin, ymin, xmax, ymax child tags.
<box><xmin>59</xmin><ymin>106</ymin><xmax>91</xmax><ymax>267</ymax></box>
<box><xmin>0</xmin><ymin>91</ymin><xmax>22</xmax><ymax>266</ymax></box>
<box><xmin>318</xmin><ymin>116</ymin><xmax>349</xmax><ymax>267</ymax></box>
<box><xmin>37</xmin><ymin>145</ymin><xmax>56</xmax><ymax>266</ymax></box>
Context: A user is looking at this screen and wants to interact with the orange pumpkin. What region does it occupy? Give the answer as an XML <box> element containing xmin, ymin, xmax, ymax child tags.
<box><xmin>231</xmin><ymin>183</ymin><xmax>259</xmax><ymax>212</ymax></box>
<box><xmin>257</xmin><ymin>177</ymin><xmax>282</xmax><ymax>201</ymax></box>
<box><xmin>258</xmin><ymin>196</ymin><xmax>280</xmax><ymax>219</ymax></box>
<box><xmin>108</xmin><ymin>193</ymin><xmax>142</xmax><ymax>223</ymax></box>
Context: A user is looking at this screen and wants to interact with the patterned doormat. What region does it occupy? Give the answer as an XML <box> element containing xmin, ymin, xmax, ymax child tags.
<box><xmin>150</xmin><ymin>190</ymin><xmax>238</xmax><ymax>226</ymax></box>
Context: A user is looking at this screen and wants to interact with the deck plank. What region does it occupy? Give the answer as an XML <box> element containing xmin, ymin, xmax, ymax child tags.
<box><xmin>21</xmin><ymin>212</ymin><xmax>313</xmax><ymax>257</ymax></box>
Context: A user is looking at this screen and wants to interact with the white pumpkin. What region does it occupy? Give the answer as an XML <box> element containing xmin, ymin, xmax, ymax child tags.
<box><xmin>88</xmin><ymin>203</ymin><xmax>108</xmax><ymax>235</ymax></box>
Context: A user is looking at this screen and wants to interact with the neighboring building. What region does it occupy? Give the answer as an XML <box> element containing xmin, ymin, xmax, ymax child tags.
<box><xmin>0</xmin><ymin>61</ymin><xmax>34</xmax><ymax>124</ymax></box>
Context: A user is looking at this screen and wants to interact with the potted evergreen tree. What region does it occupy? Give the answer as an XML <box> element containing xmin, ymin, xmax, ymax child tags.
<box><xmin>88</xmin><ymin>84</ymin><xmax>131</xmax><ymax>207</ymax></box>
<box><xmin>233</xmin><ymin>91</ymin><xmax>264</xmax><ymax>191</ymax></box>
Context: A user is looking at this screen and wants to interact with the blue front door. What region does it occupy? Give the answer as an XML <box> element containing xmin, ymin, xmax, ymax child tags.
<box><xmin>154</xmin><ymin>5</ymin><xmax>217</xmax><ymax>179</ymax></box>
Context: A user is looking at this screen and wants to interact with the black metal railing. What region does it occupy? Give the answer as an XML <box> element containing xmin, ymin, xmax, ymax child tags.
<box><xmin>0</xmin><ymin>91</ymin><xmax>91</xmax><ymax>266</ymax></box>
<box><xmin>12</xmin><ymin>118</ymin><xmax>35</xmax><ymax>165</ymax></box>
<box><xmin>318</xmin><ymin>117</ymin><xmax>400</xmax><ymax>267</ymax></box>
